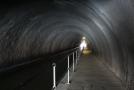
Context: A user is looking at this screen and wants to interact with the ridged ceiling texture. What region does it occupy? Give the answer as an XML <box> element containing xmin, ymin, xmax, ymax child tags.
<box><xmin>0</xmin><ymin>0</ymin><xmax>134</xmax><ymax>88</ymax></box>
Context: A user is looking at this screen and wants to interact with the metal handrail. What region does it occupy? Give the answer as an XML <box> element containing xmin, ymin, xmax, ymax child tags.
<box><xmin>52</xmin><ymin>49</ymin><xmax>81</xmax><ymax>90</ymax></box>
<box><xmin>0</xmin><ymin>47</ymin><xmax>79</xmax><ymax>73</ymax></box>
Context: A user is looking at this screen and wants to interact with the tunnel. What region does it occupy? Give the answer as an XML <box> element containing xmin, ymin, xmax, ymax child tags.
<box><xmin>0</xmin><ymin>0</ymin><xmax>134</xmax><ymax>90</ymax></box>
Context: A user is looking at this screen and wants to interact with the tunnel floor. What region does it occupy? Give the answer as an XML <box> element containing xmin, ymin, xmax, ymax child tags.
<box><xmin>67</xmin><ymin>55</ymin><xmax>125</xmax><ymax>90</ymax></box>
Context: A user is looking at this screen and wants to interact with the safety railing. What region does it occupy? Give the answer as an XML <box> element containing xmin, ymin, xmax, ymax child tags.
<box><xmin>52</xmin><ymin>49</ymin><xmax>81</xmax><ymax>90</ymax></box>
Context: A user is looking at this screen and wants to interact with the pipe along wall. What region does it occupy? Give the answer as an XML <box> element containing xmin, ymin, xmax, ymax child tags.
<box><xmin>0</xmin><ymin>0</ymin><xmax>134</xmax><ymax>89</ymax></box>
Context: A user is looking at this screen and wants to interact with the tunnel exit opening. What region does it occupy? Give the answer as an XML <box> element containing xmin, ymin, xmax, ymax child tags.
<box><xmin>79</xmin><ymin>36</ymin><xmax>92</xmax><ymax>56</ymax></box>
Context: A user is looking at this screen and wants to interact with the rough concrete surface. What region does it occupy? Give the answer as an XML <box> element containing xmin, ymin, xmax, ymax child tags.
<box><xmin>58</xmin><ymin>55</ymin><xmax>126</xmax><ymax>90</ymax></box>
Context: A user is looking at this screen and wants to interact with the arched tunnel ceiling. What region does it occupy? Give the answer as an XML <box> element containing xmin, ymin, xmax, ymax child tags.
<box><xmin>0</xmin><ymin>0</ymin><xmax>134</xmax><ymax>84</ymax></box>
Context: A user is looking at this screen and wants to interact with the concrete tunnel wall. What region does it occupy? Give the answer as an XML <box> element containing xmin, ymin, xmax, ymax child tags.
<box><xmin>0</xmin><ymin>0</ymin><xmax>134</xmax><ymax>89</ymax></box>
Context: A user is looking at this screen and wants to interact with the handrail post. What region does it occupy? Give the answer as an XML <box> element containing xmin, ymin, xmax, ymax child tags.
<box><xmin>67</xmin><ymin>56</ymin><xmax>70</xmax><ymax>84</ymax></box>
<box><xmin>73</xmin><ymin>52</ymin><xmax>75</xmax><ymax>72</ymax></box>
<box><xmin>76</xmin><ymin>51</ymin><xmax>78</xmax><ymax>65</ymax></box>
<box><xmin>52</xmin><ymin>63</ymin><xmax>56</xmax><ymax>90</ymax></box>
<box><xmin>78</xmin><ymin>50</ymin><xmax>80</xmax><ymax>61</ymax></box>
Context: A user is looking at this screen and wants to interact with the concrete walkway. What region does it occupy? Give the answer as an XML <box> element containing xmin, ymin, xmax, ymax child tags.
<box><xmin>67</xmin><ymin>56</ymin><xmax>125</xmax><ymax>90</ymax></box>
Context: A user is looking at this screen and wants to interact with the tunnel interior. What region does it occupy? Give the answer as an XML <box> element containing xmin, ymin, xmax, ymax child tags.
<box><xmin>0</xmin><ymin>0</ymin><xmax>134</xmax><ymax>90</ymax></box>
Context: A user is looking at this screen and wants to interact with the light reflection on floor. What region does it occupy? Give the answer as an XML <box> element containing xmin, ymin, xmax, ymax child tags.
<box><xmin>82</xmin><ymin>48</ymin><xmax>92</xmax><ymax>56</ymax></box>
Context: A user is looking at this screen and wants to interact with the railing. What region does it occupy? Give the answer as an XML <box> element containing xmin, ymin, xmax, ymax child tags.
<box><xmin>52</xmin><ymin>49</ymin><xmax>81</xmax><ymax>90</ymax></box>
<box><xmin>0</xmin><ymin>47</ymin><xmax>81</xmax><ymax>90</ymax></box>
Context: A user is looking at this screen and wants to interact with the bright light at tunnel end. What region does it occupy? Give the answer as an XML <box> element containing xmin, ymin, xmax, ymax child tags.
<box><xmin>80</xmin><ymin>37</ymin><xmax>87</xmax><ymax>51</ymax></box>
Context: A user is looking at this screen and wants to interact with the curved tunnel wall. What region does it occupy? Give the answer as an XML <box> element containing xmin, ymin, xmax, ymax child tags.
<box><xmin>0</xmin><ymin>0</ymin><xmax>134</xmax><ymax>88</ymax></box>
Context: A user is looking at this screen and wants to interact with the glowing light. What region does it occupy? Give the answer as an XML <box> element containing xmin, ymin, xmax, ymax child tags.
<box><xmin>80</xmin><ymin>37</ymin><xmax>87</xmax><ymax>51</ymax></box>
